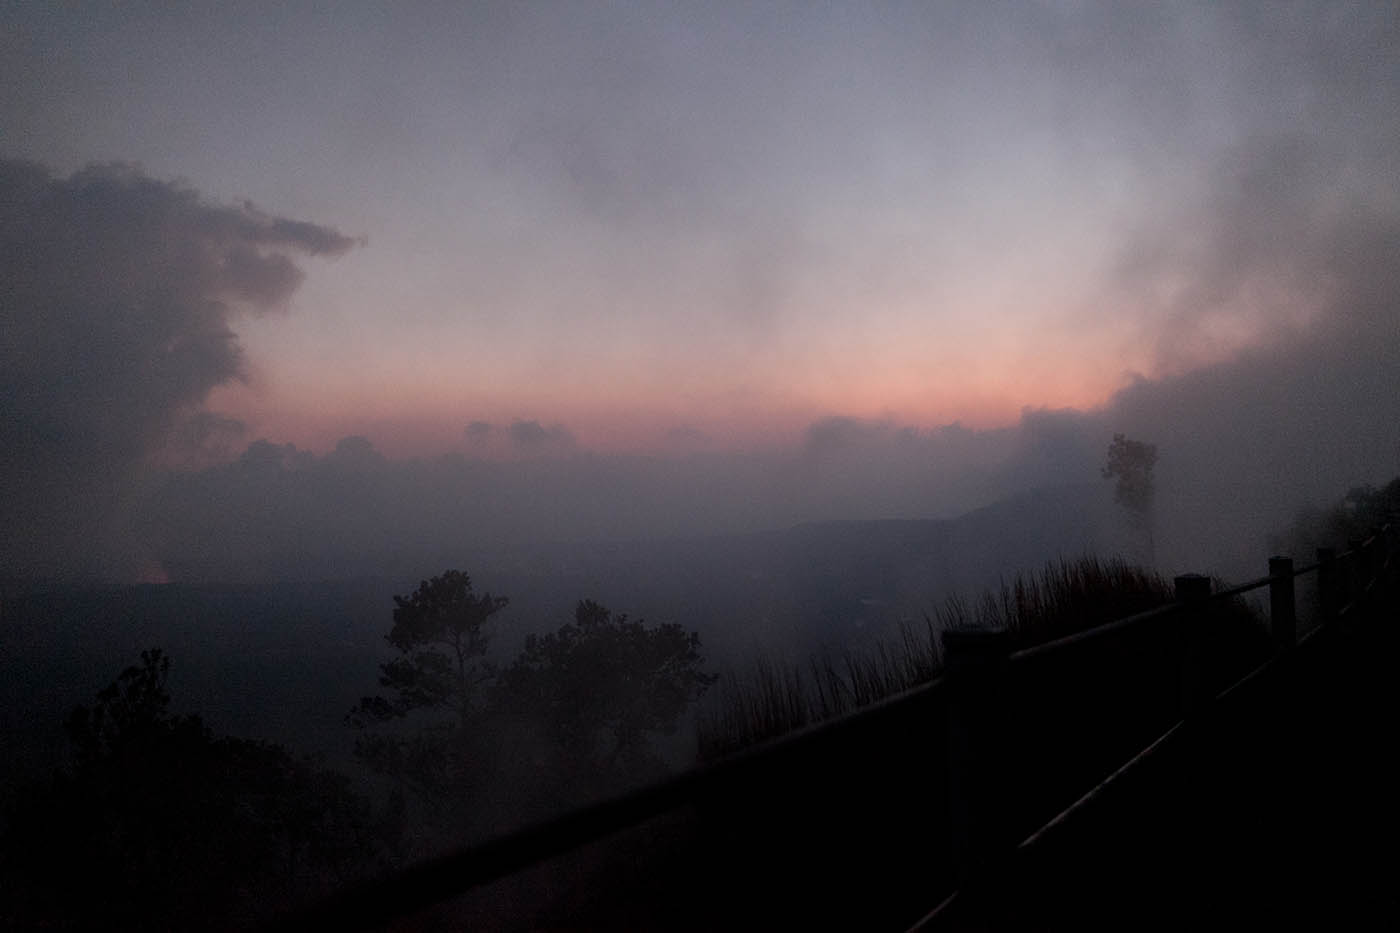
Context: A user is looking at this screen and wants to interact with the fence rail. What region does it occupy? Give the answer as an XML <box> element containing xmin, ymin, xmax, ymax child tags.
<box><xmin>291</xmin><ymin>526</ymin><xmax>1397</xmax><ymax>930</ymax></box>
<box><xmin>912</xmin><ymin>524</ymin><xmax>1397</xmax><ymax>929</ymax></box>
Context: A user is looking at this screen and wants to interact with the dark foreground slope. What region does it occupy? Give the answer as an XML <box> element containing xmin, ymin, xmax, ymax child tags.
<box><xmin>925</xmin><ymin>569</ymin><xmax>1400</xmax><ymax>930</ymax></box>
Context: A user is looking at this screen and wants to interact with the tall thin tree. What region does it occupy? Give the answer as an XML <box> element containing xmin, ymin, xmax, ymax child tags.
<box><xmin>1102</xmin><ymin>433</ymin><xmax>1158</xmax><ymax>564</ymax></box>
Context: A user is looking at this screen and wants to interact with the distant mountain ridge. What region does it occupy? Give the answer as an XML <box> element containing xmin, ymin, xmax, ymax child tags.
<box><xmin>460</xmin><ymin>481</ymin><xmax>1118</xmax><ymax>659</ymax></box>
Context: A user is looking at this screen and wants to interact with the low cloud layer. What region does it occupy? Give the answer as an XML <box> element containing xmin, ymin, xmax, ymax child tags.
<box><xmin>6</xmin><ymin>98</ymin><xmax>1400</xmax><ymax>589</ymax></box>
<box><xmin>507</xmin><ymin>419</ymin><xmax>577</xmax><ymax>452</ymax></box>
<box><xmin>0</xmin><ymin>160</ymin><xmax>357</xmax><ymax>580</ymax></box>
<box><xmin>462</xmin><ymin>419</ymin><xmax>579</xmax><ymax>458</ymax></box>
<box><xmin>134</xmin><ymin>124</ymin><xmax>1400</xmax><ymax>587</ymax></box>
<box><xmin>141</xmin><ymin>292</ymin><xmax>1399</xmax><ymax>588</ymax></box>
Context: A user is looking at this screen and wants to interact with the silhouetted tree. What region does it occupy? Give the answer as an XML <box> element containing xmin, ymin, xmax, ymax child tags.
<box><xmin>1102</xmin><ymin>433</ymin><xmax>1158</xmax><ymax>563</ymax></box>
<box><xmin>348</xmin><ymin>574</ymin><xmax>716</xmax><ymax>835</ymax></box>
<box><xmin>366</xmin><ymin>569</ymin><xmax>508</xmax><ymax>722</ymax></box>
<box><xmin>347</xmin><ymin>571</ymin><xmax>508</xmax><ymax>799</ymax></box>
<box><xmin>494</xmin><ymin>600</ymin><xmax>718</xmax><ymax>782</ymax></box>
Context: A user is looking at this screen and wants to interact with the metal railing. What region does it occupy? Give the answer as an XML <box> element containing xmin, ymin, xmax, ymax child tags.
<box><xmin>291</xmin><ymin>527</ymin><xmax>1397</xmax><ymax>930</ymax></box>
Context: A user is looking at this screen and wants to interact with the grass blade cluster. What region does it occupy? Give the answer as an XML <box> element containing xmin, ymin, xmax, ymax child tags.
<box><xmin>698</xmin><ymin>556</ymin><xmax>1179</xmax><ymax>759</ymax></box>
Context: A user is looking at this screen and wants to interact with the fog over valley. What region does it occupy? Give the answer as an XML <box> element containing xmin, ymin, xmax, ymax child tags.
<box><xmin>3</xmin><ymin>2</ymin><xmax>1399</xmax><ymax>926</ymax></box>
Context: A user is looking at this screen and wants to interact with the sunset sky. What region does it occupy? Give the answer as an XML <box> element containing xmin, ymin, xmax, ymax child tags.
<box><xmin>8</xmin><ymin>1</ymin><xmax>1393</xmax><ymax>457</ymax></box>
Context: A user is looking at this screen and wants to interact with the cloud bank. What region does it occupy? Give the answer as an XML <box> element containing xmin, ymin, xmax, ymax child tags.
<box><xmin>0</xmin><ymin>160</ymin><xmax>358</xmax><ymax>580</ymax></box>
<box><xmin>137</xmin><ymin>126</ymin><xmax>1400</xmax><ymax>586</ymax></box>
<box><xmin>5</xmin><ymin>7</ymin><xmax>1400</xmax><ymax>588</ymax></box>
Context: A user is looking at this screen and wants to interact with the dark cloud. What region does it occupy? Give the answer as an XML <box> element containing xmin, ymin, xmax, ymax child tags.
<box><xmin>239</xmin><ymin>439</ymin><xmax>313</xmax><ymax>472</ymax></box>
<box><xmin>802</xmin><ymin>416</ymin><xmax>896</xmax><ymax>459</ymax></box>
<box><xmin>465</xmin><ymin>420</ymin><xmax>494</xmax><ymax>441</ymax></box>
<box><xmin>158</xmin><ymin>411</ymin><xmax>247</xmax><ymax>470</ymax></box>
<box><xmin>328</xmin><ymin>435</ymin><xmax>386</xmax><ymax>469</ymax></box>
<box><xmin>0</xmin><ymin>159</ymin><xmax>357</xmax><ymax>580</ymax></box>
<box><xmin>508</xmin><ymin>419</ymin><xmax>576</xmax><ymax>451</ymax></box>
<box><xmin>263</xmin><ymin>214</ymin><xmax>367</xmax><ymax>255</ymax></box>
<box><xmin>665</xmin><ymin>425</ymin><xmax>709</xmax><ymax>446</ymax></box>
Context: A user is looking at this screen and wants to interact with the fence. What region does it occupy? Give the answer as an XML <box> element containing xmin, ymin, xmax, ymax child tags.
<box><xmin>914</xmin><ymin>525</ymin><xmax>1398</xmax><ymax>928</ymax></box>
<box><xmin>291</xmin><ymin>527</ymin><xmax>1398</xmax><ymax>930</ymax></box>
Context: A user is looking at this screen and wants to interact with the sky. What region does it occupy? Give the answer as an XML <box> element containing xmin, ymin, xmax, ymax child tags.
<box><xmin>3</xmin><ymin>1</ymin><xmax>1400</xmax><ymax>582</ymax></box>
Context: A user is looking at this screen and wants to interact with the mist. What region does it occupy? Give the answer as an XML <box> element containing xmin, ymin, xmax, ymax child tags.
<box><xmin>116</xmin><ymin>139</ymin><xmax>1400</xmax><ymax>587</ymax></box>
<box><xmin>5</xmin><ymin>3</ymin><xmax>1400</xmax><ymax>925</ymax></box>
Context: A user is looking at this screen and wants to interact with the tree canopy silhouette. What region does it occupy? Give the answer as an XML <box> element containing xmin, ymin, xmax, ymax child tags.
<box><xmin>495</xmin><ymin>599</ymin><xmax>717</xmax><ymax>779</ymax></box>
<box><xmin>348</xmin><ymin>572</ymin><xmax>716</xmax><ymax>828</ymax></box>
<box><xmin>352</xmin><ymin>570</ymin><xmax>508</xmax><ymax>726</ymax></box>
<box><xmin>347</xmin><ymin>571</ymin><xmax>508</xmax><ymax>800</ymax></box>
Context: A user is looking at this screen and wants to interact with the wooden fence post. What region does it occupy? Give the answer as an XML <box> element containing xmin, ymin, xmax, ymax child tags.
<box><xmin>1316</xmin><ymin>547</ymin><xmax>1338</xmax><ymax>624</ymax></box>
<box><xmin>942</xmin><ymin>629</ymin><xmax>1013</xmax><ymax>882</ymax></box>
<box><xmin>1268</xmin><ymin>556</ymin><xmax>1296</xmax><ymax>652</ymax></box>
<box><xmin>1175</xmin><ymin>574</ymin><xmax>1211</xmax><ymax>716</ymax></box>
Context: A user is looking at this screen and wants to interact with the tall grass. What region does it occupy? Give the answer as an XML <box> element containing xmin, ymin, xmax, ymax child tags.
<box><xmin>698</xmin><ymin>556</ymin><xmax>1183</xmax><ymax>760</ymax></box>
<box><xmin>954</xmin><ymin>555</ymin><xmax>1173</xmax><ymax>642</ymax></box>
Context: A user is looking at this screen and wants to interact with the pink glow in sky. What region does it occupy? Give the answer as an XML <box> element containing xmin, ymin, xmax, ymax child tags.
<box><xmin>4</xmin><ymin>1</ymin><xmax>1396</xmax><ymax>461</ymax></box>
